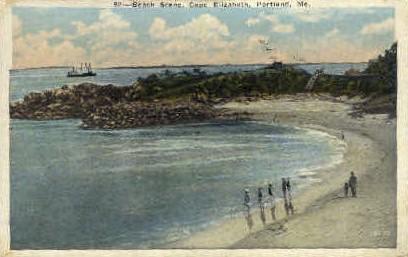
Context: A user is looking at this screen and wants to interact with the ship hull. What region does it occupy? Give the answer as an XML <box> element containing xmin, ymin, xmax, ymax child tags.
<box><xmin>67</xmin><ymin>72</ymin><xmax>97</xmax><ymax>77</ymax></box>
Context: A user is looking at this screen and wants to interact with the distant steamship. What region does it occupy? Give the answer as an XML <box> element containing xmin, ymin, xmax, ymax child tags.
<box><xmin>67</xmin><ymin>62</ymin><xmax>96</xmax><ymax>77</ymax></box>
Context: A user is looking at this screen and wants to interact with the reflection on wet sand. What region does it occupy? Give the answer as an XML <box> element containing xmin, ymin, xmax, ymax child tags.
<box><xmin>243</xmin><ymin>200</ymin><xmax>296</xmax><ymax>232</ymax></box>
<box><xmin>260</xmin><ymin>208</ymin><xmax>266</xmax><ymax>226</ymax></box>
<box><xmin>245</xmin><ymin>212</ymin><xmax>253</xmax><ymax>231</ymax></box>
<box><xmin>270</xmin><ymin>205</ymin><xmax>276</xmax><ymax>220</ymax></box>
<box><xmin>243</xmin><ymin>179</ymin><xmax>299</xmax><ymax>234</ymax></box>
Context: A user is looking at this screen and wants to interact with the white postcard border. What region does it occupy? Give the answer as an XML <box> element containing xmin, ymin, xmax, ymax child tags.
<box><xmin>1</xmin><ymin>0</ymin><xmax>407</xmax><ymax>256</ymax></box>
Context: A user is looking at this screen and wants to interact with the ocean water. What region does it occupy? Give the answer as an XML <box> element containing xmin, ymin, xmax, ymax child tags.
<box><xmin>10</xmin><ymin>64</ymin><xmax>347</xmax><ymax>249</ymax></box>
<box><xmin>294</xmin><ymin>62</ymin><xmax>368</xmax><ymax>75</ymax></box>
<box><xmin>11</xmin><ymin>120</ymin><xmax>345</xmax><ymax>249</ymax></box>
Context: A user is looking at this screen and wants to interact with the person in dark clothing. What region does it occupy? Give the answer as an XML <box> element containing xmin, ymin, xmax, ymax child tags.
<box><xmin>281</xmin><ymin>178</ymin><xmax>287</xmax><ymax>199</ymax></box>
<box><xmin>286</xmin><ymin>178</ymin><xmax>291</xmax><ymax>192</ymax></box>
<box><xmin>286</xmin><ymin>177</ymin><xmax>292</xmax><ymax>199</ymax></box>
<box><xmin>270</xmin><ymin>194</ymin><xmax>276</xmax><ymax>220</ymax></box>
<box><xmin>349</xmin><ymin>172</ymin><xmax>358</xmax><ymax>197</ymax></box>
<box><xmin>344</xmin><ymin>182</ymin><xmax>349</xmax><ymax>197</ymax></box>
<box><xmin>268</xmin><ymin>183</ymin><xmax>273</xmax><ymax>196</ymax></box>
<box><xmin>244</xmin><ymin>189</ymin><xmax>251</xmax><ymax>212</ymax></box>
<box><xmin>267</xmin><ymin>184</ymin><xmax>277</xmax><ymax>220</ymax></box>
<box><xmin>258</xmin><ymin>188</ymin><xmax>264</xmax><ymax>211</ymax></box>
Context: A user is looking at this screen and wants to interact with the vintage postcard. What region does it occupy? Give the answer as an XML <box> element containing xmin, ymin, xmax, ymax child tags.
<box><xmin>0</xmin><ymin>0</ymin><xmax>407</xmax><ymax>256</ymax></box>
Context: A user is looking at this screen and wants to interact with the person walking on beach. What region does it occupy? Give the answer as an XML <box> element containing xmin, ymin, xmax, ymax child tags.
<box><xmin>281</xmin><ymin>178</ymin><xmax>287</xmax><ymax>199</ymax></box>
<box><xmin>286</xmin><ymin>177</ymin><xmax>292</xmax><ymax>198</ymax></box>
<box><xmin>344</xmin><ymin>182</ymin><xmax>349</xmax><ymax>197</ymax></box>
<box><xmin>270</xmin><ymin>193</ymin><xmax>277</xmax><ymax>220</ymax></box>
<box><xmin>258</xmin><ymin>188</ymin><xmax>264</xmax><ymax>211</ymax></box>
<box><xmin>349</xmin><ymin>172</ymin><xmax>358</xmax><ymax>197</ymax></box>
<box><xmin>341</xmin><ymin>131</ymin><xmax>345</xmax><ymax>140</ymax></box>
<box><xmin>244</xmin><ymin>189</ymin><xmax>251</xmax><ymax>213</ymax></box>
<box><xmin>268</xmin><ymin>183</ymin><xmax>274</xmax><ymax>196</ymax></box>
<box><xmin>268</xmin><ymin>184</ymin><xmax>277</xmax><ymax>220</ymax></box>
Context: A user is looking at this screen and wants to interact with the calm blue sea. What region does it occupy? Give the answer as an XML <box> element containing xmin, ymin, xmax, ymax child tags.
<box><xmin>10</xmin><ymin>64</ymin><xmax>350</xmax><ymax>249</ymax></box>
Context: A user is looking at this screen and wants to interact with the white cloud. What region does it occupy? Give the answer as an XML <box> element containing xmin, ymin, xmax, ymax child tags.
<box><xmin>72</xmin><ymin>9</ymin><xmax>130</xmax><ymax>36</ymax></box>
<box><xmin>146</xmin><ymin>15</ymin><xmax>288</xmax><ymax>65</ymax></box>
<box><xmin>324</xmin><ymin>28</ymin><xmax>340</xmax><ymax>38</ymax></box>
<box><xmin>297</xmin><ymin>25</ymin><xmax>391</xmax><ymax>63</ymax></box>
<box><xmin>72</xmin><ymin>9</ymin><xmax>138</xmax><ymax>50</ymax></box>
<box><xmin>295</xmin><ymin>10</ymin><xmax>331</xmax><ymax>23</ymax></box>
<box><xmin>82</xmin><ymin>10</ymin><xmax>140</xmax><ymax>66</ymax></box>
<box><xmin>148</xmin><ymin>18</ymin><xmax>166</xmax><ymax>38</ymax></box>
<box><xmin>13</xmin><ymin>15</ymin><xmax>87</xmax><ymax>68</ymax></box>
<box><xmin>13</xmin><ymin>9</ymin><xmax>141</xmax><ymax>68</ymax></box>
<box><xmin>360</xmin><ymin>17</ymin><xmax>394</xmax><ymax>35</ymax></box>
<box><xmin>245</xmin><ymin>17</ymin><xmax>261</xmax><ymax>27</ymax></box>
<box><xmin>300</xmin><ymin>31</ymin><xmax>381</xmax><ymax>63</ymax></box>
<box><xmin>245</xmin><ymin>14</ymin><xmax>295</xmax><ymax>34</ymax></box>
<box><xmin>13</xmin><ymin>28</ymin><xmax>86</xmax><ymax>68</ymax></box>
<box><xmin>149</xmin><ymin>14</ymin><xmax>230</xmax><ymax>46</ymax></box>
<box><xmin>147</xmin><ymin>14</ymin><xmax>235</xmax><ymax>64</ymax></box>
<box><xmin>13</xmin><ymin>10</ymin><xmax>390</xmax><ymax>68</ymax></box>
<box><xmin>272</xmin><ymin>23</ymin><xmax>295</xmax><ymax>33</ymax></box>
<box><xmin>245</xmin><ymin>34</ymin><xmax>268</xmax><ymax>49</ymax></box>
<box><xmin>242</xmin><ymin>34</ymin><xmax>289</xmax><ymax>62</ymax></box>
<box><xmin>266</xmin><ymin>15</ymin><xmax>294</xmax><ymax>34</ymax></box>
<box><xmin>263</xmin><ymin>15</ymin><xmax>279</xmax><ymax>24</ymax></box>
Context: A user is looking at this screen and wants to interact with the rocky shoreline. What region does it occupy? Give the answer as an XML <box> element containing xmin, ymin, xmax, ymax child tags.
<box><xmin>10</xmin><ymin>83</ymin><xmax>227</xmax><ymax>129</ymax></box>
<box><xmin>10</xmin><ymin>80</ymin><xmax>395</xmax><ymax>129</ymax></box>
<box><xmin>81</xmin><ymin>102</ymin><xmax>220</xmax><ymax>129</ymax></box>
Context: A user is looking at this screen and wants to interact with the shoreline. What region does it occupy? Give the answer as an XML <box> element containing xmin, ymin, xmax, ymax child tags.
<box><xmin>165</xmin><ymin>94</ymin><xmax>396</xmax><ymax>248</ymax></box>
<box><xmin>10</xmin><ymin>62</ymin><xmax>369</xmax><ymax>72</ymax></box>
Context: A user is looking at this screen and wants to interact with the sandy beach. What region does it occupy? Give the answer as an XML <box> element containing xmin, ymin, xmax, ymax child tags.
<box><xmin>167</xmin><ymin>94</ymin><xmax>396</xmax><ymax>249</ymax></box>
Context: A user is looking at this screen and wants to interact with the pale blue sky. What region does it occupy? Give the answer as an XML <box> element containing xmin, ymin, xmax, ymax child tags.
<box><xmin>12</xmin><ymin>7</ymin><xmax>395</xmax><ymax>68</ymax></box>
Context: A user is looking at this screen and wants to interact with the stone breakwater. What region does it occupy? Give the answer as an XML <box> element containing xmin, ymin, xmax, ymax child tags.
<box><xmin>10</xmin><ymin>83</ymin><xmax>131</xmax><ymax>120</ymax></box>
<box><xmin>10</xmin><ymin>83</ymin><xmax>224</xmax><ymax>129</ymax></box>
<box><xmin>81</xmin><ymin>102</ymin><xmax>219</xmax><ymax>129</ymax></box>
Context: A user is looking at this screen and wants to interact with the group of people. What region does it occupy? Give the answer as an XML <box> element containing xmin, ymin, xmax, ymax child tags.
<box><xmin>344</xmin><ymin>171</ymin><xmax>358</xmax><ymax>197</ymax></box>
<box><xmin>243</xmin><ymin>177</ymin><xmax>295</xmax><ymax>223</ymax></box>
<box><xmin>243</xmin><ymin>171</ymin><xmax>358</xmax><ymax>229</ymax></box>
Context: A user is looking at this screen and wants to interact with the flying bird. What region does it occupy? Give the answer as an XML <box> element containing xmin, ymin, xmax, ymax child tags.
<box><xmin>258</xmin><ymin>39</ymin><xmax>276</xmax><ymax>52</ymax></box>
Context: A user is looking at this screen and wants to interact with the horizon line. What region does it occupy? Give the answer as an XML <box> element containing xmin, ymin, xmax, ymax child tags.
<box><xmin>11</xmin><ymin>61</ymin><xmax>369</xmax><ymax>71</ymax></box>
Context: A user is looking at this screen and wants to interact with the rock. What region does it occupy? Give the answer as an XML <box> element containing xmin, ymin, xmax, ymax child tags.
<box><xmin>10</xmin><ymin>82</ymin><xmax>223</xmax><ymax>128</ymax></box>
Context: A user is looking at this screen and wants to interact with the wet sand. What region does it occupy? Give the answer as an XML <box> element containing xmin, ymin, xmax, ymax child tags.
<box><xmin>167</xmin><ymin>94</ymin><xmax>396</xmax><ymax>248</ymax></box>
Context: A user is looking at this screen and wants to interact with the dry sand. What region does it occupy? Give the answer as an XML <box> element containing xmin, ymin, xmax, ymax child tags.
<box><xmin>167</xmin><ymin>94</ymin><xmax>396</xmax><ymax>249</ymax></box>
